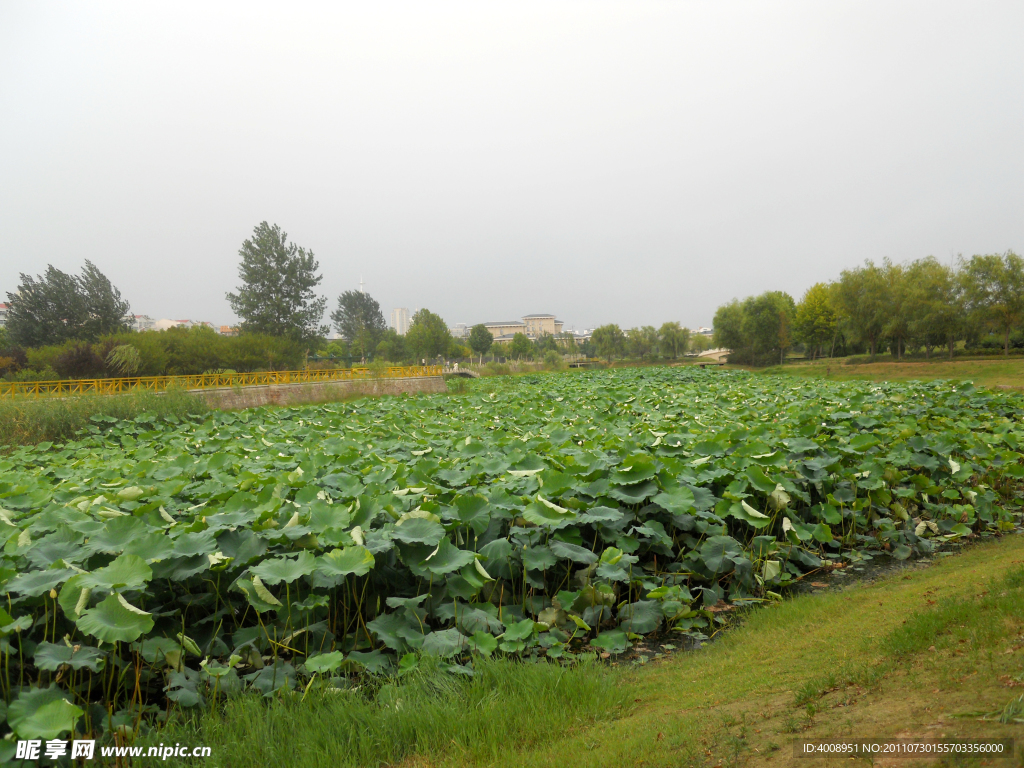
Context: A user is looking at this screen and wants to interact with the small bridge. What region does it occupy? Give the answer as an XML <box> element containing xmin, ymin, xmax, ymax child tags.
<box><xmin>443</xmin><ymin>368</ymin><xmax>480</xmax><ymax>379</ymax></box>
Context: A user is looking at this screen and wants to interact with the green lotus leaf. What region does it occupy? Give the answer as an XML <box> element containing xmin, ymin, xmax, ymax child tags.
<box><xmin>88</xmin><ymin>516</ymin><xmax>151</xmax><ymax>554</ymax></box>
<box><xmin>420</xmin><ymin>628</ymin><xmax>467</xmax><ymax>658</ymax></box>
<box><xmin>392</xmin><ymin>517</ymin><xmax>445</xmax><ymax>546</ymax></box>
<box><xmin>80</xmin><ymin>553</ymin><xmax>152</xmax><ymax>591</ymax></box>
<box><xmin>521</xmin><ymin>545</ymin><xmax>558</xmax><ymax>571</ymax></box>
<box><xmin>6</xmin><ymin>568</ymin><xmax>76</xmax><ymax>597</ymax></box>
<box><xmin>77</xmin><ymin>594</ymin><xmax>154</xmax><ymax>643</ymax></box>
<box><xmin>606</xmin><ymin>481</ymin><xmax>658</xmax><ymax>505</ymax></box>
<box><xmin>8</xmin><ymin>687</ymin><xmax>84</xmax><ymax>739</ymax></box>
<box><xmin>34</xmin><ymin>642</ymin><xmax>105</xmax><ymax>673</ymax></box>
<box><xmin>315</xmin><ymin>546</ymin><xmax>375</xmax><ymax>580</ymax></box>
<box><xmin>502</xmin><ymin>618</ymin><xmax>536</xmax><ymax>642</ymax></box>
<box><xmin>591</xmin><ymin>629</ymin><xmax>630</xmax><ymax>654</ymax></box>
<box><xmin>617</xmin><ymin>600</ymin><xmax>663</xmax><ymax>634</ymax></box>
<box><xmin>424</xmin><ymin>538</ymin><xmax>477</xmax><ymax>575</ymax></box>
<box><xmin>467</xmin><ymin>631</ymin><xmax>498</xmax><ymax>656</ymax></box>
<box><xmin>652</xmin><ymin>487</ymin><xmax>695</xmax><ymax>515</ymax></box>
<box><xmin>700</xmin><ymin>535</ymin><xmax>743</xmax><ymax>574</ymax></box>
<box><xmin>123</xmin><ymin>532</ymin><xmax>177</xmax><ymax>563</ymax></box>
<box><xmin>453</xmin><ymin>494</ymin><xmax>490</xmax><ymax>535</ymax></box>
<box><xmin>521</xmin><ymin>502</ymin><xmax>577</xmax><ymax>529</ymax></box>
<box><xmin>548</xmin><ymin>539</ymin><xmax>599</xmax><ymax>564</ymax></box>
<box><xmin>610</xmin><ymin>454</ymin><xmax>657</xmax><ymax>485</ymax></box>
<box><xmin>249</xmin><ymin>551</ymin><xmax>316</xmax><ymax>586</ymax></box>
<box><xmin>304</xmin><ymin>651</ymin><xmax>345</xmax><ymax>673</ymax></box>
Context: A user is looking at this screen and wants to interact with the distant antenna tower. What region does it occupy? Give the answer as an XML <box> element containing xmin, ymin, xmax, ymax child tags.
<box><xmin>359</xmin><ymin>276</ymin><xmax>365</xmax><ymax>294</ymax></box>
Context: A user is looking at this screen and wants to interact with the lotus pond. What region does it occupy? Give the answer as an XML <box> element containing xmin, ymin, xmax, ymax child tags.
<box><xmin>0</xmin><ymin>367</ymin><xmax>1021</xmax><ymax>745</ymax></box>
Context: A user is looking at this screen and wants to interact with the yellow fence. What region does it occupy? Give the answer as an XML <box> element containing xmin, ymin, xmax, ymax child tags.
<box><xmin>0</xmin><ymin>365</ymin><xmax>443</xmax><ymax>398</ymax></box>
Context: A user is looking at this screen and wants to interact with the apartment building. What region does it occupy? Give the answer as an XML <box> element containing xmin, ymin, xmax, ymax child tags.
<box><xmin>484</xmin><ymin>314</ymin><xmax>564</xmax><ymax>341</ymax></box>
<box><xmin>391</xmin><ymin>308</ymin><xmax>411</xmax><ymax>335</ymax></box>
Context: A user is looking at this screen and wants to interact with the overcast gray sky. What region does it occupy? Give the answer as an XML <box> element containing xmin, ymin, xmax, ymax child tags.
<box><xmin>2</xmin><ymin>2</ymin><xmax>1022</xmax><ymax>331</ymax></box>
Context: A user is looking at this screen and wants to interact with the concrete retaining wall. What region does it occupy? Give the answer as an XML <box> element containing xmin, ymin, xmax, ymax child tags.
<box><xmin>190</xmin><ymin>376</ymin><xmax>446</xmax><ymax>410</ymax></box>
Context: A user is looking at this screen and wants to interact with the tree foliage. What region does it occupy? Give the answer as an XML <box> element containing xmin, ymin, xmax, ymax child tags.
<box><xmin>468</xmin><ymin>324</ymin><xmax>493</xmax><ymax>363</ymax></box>
<box><xmin>6</xmin><ymin>261</ymin><xmax>130</xmax><ymax>348</ymax></box>
<box><xmin>226</xmin><ymin>222</ymin><xmax>328</xmax><ymax>345</ymax></box>
<box><xmin>714</xmin><ymin>251</ymin><xmax>1024</xmax><ymax>363</ymax></box>
<box><xmin>509</xmin><ymin>332</ymin><xmax>533</xmax><ymax>360</ymax></box>
<box><xmin>961</xmin><ymin>252</ymin><xmax>1024</xmax><ymax>356</ymax></box>
<box><xmin>658</xmin><ymin>322</ymin><xmax>689</xmax><ymax>359</ymax></box>
<box><xmin>331</xmin><ymin>291</ymin><xmax>387</xmax><ymax>362</ymax></box>
<box><xmin>405</xmin><ymin>309</ymin><xmax>452</xmax><ymax>360</ymax></box>
<box><xmin>591</xmin><ymin>324</ymin><xmax>625</xmax><ymax>361</ymax></box>
<box><xmin>794</xmin><ymin>283</ymin><xmax>838</xmax><ymax>359</ymax></box>
<box><xmin>374</xmin><ymin>330</ymin><xmax>407</xmax><ymax>363</ymax></box>
<box><xmin>626</xmin><ymin>326</ymin><xmax>658</xmax><ymax>361</ymax></box>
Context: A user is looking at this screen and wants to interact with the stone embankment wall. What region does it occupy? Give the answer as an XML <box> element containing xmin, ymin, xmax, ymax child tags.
<box><xmin>191</xmin><ymin>376</ymin><xmax>446</xmax><ymax>410</ymax></box>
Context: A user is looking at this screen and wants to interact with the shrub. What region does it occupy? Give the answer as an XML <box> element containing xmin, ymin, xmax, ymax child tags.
<box><xmin>0</xmin><ymin>346</ymin><xmax>26</xmax><ymax>376</ymax></box>
<box><xmin>53</xmin><ymin>342</ymin><xmax>105</xmax><ymax>379</ymax></box>
<box><xmin>105</xmin><ymin>344</ymin><xmax>142</xmax><ymax>377</ymax></box>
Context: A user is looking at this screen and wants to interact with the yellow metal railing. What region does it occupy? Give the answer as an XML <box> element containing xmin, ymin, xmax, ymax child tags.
<box><xmin>0</xmin><ymin>365</ymin><xmax>443</xmax><ymax>398</ymax></box>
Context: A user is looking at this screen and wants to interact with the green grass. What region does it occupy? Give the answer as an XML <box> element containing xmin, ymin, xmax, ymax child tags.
<box><xmin>0</xmin><ymin>387</ymin><xmax>209</xmax><ymax>448</ymax></box>
<box><xmin>140</xmin><ymin>656</ymin><xmax>629</xmax><ymax>768</ymax></box>
<box><xmin>760</xmin><ymin>355</ymin><xmax>1024</xmax><ymax>390</ymax></box>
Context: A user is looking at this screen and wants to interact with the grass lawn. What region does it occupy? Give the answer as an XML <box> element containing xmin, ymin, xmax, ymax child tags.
<box><xmin>152</xmin><ymin>534</ymin><xmax>1024</xmax><ymax>768</ymax></box>
<box><xmin>476</xmin><ymin>533</ymin><xmax>1024</xmax><ymax>768</ymax></box>
<box><xmin>759</xmin><ymin>356</ymin><xmax>1024</xmax><ymax>390</ymax></box>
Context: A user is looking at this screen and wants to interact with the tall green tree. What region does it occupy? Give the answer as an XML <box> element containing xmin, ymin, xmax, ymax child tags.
<box><xmin>331</xmin><ymin>290</ymin><xmax>387</xmax><ymax>362</ymax></box>
<box><xmin>906</xmin><ymin>257</ymin><xmax>963</xmax><ymax>358</ymax></box>
<box><xmin>658</xmin><ymin>321</ymin><xmax>689</xmax><ymax>359</ymax></box>
<box><xmin>960</xmin><ymin>252</ymin><xmax>1024</xmax><ymax>356</ymax></box>
<box><xmin>373</xmin><ymin>329</ymin><xmax>407</xmax><ymax>363</ymax></box>
<box><xmin>405</xmin><ymin>309</ymin><xmax>452</xmax><ymax>360</ymax></box>
<box><xmin>6</xmin><ymin>261</ymin><xmax>129</xmax><ymax>348</ymax></box>
<box><xmin>591</xmin><ymin>324</ymin><xmax>625</xmax><ymax>361</ymax></box>
<box><xmin>879</xmin><ymin>259</ymin><xmax>913</xmax><ymax>359</ymax></box>
<box><xmin>79</xmin><ymin>260</ymin><xmax>132</xmax><ymax>340</ymax></box>
<box><xmin>712</xmin><ymin>300</ymin><xmax>745</xmax><ymax>351</ymax></box>
<box><xmin>741</xmin><ymin>291</ymin><xmax>796</xmax><ymax>364</ymax></box>
<box><xmin>226</xmin><ymin>222</ymin><xmax>328</xmax><ymax>344</ymax></box>
<box><xmin>509</xmin><ymin>332</ymin><xmax>533</xmax><ymax>360</ymax></box>
<box><xmin>626</xmin><ymin>326</ymin><xmax>658</xmax><ymax>361</ymax></box>
<box><xmin>794</xmin><ymin>283</ymin><xmax>838</xmax><ymax>359</ymax></box>
<box><xmin>468</xmin><ymin>324</ymin><xmax>493</xmax><ymax>364</ymax></box>
<box><xmin>834</xmin><ymin>261</ymin><xmax>887</xmax><ymax>357</ymax></box>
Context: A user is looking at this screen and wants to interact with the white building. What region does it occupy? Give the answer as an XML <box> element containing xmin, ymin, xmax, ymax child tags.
<box><xmin>0</xmin><ymin>303</ymin><xmax>8</xmax><ymax>329</ymax></box>
<box><xmin>695</xmin><ymin>327</ymin><xmax>713</xmax><ymax>337</ymax></box>
<box><xmin>126</xmin><ymin>314</ymin><xmax>156</xmax><ymax>332</ymax></box>
<box><xmin>449</xmin><ymin>323</ymin><xmax>468</xmax><ymax>339</ymax></box>
<box><xmin>391</xmin><ymin>308</ymin><xmax>411</xmax><ymax>335</ymax></box>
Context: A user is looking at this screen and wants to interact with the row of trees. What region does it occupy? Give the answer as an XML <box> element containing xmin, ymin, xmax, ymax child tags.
<box><xmin>713</xmin><ymin>252</ymin><xmax>1024</xmax><ymax>365</ymax></box>
<box><xmin>5</xmin><ymin>261</ymin><xmax>132</xmax><ymax>347</ymax></box>
<box><xmin>585</xmin><ymin>322</ymin><xmax>711</xmax><ymax>362</ymax></box>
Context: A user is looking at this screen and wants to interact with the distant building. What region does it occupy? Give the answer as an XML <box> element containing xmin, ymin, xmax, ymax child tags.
<box><xmin>124</xmin><ymin>314</ymin><xmax>155</xmax><ymax>332</ymax></box>
<box><xmin>449</xmin><ymin>323</ymin><xmax>468</xmax><ymax>339</ymax></box>
<box><xmin>0</xmin><ymin>303</ymin><xmax>8</xmax><ymax>329</ymax></box>
<box><xmin>522</xmin><ymin>314</ymin><xmax>564</xmax><ymax>338</ymax></box>
<box><xmin>696</xmin><ymin>327</ymin><xmax>713</xmax><ymax>337</ymax></box>
<box><xmin>391</xmin><ymin>308</ymin><xmax>411</xmax><ymax>335</ymax></box>
<box><xmin>484</xmin><ymin>315</ymin><xmax>564</xmax><ymax>341</ymax></box>
<box><xmin>218</xmin><ymin>326</ymin><xmax>239</xmax><ymax>336</ymax></box>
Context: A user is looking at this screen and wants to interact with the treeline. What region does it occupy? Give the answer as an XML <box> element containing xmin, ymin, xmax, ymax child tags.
<box><xmin>584</xmin><ymin>322</ymin><xmax>709</xmax><ymax>362</ymax></box>
<box><xmin>0</xmin><ymin>224</ymin><xmax>472</xmax><ymax>381</ymax></box>
<box><xmin>0</xmin><ymin>328</ymin><xmax>306</xmax><ymax>381</ymax></box>
<box><xmin>714</xmin><ymin>252</ymin><xmax>1024</xmax><ymax>365</ymax></box>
